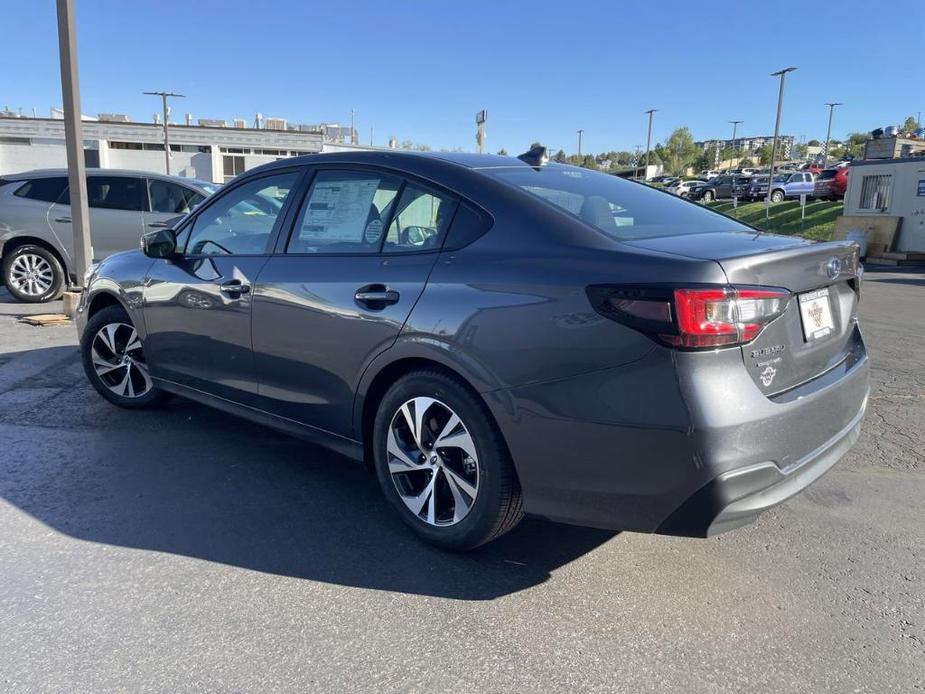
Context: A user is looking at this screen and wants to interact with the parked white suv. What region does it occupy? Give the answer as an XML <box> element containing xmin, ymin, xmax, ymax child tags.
<box><xmin>666</xmin><ymin>180</ymin><xmax>707</xmax><ymax>198</ymax></box>
<box><xmin>0</xmin><ymin>169</ymin><xmax>216</xmax><ymax>302</ymax></box>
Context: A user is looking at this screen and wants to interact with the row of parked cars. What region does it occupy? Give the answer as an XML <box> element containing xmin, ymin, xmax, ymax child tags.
<box><xmin>654</xmin><ymin>164</ymin><xmax>848</xmax><ymax>204</ymax></box>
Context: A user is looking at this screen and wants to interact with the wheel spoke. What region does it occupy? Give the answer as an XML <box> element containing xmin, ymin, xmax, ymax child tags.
<box><xmin>404</xmin><ymin>473</ymin><xmax>437</xmax><ymax>516</ymax></box>
<box><xmin>387</xmin><ymin>426</ymin><xmax>420</xmax><ymax>473</ymax></box>
<box><xmin>132</xmin><ymin>361</ymin><xmax>152</xmax><ymax>393</ymax></box>
<box><xmin>443</xmin><ymin>465</ymin><xmax>477</xmax><ymax>500</ymax></box>
<box><xmin>443</xmin><ymin>467</ymin><xmax>471</xmax><ymax>522</ymax></box>
<box><xmin>433</xmin><ymin>412</ymin><xmax>461</xmax><ymax>449</ymax></box>
<box><xmin>435</xmin><ymin>429</ymin><xmax>478</xmax><ymax>462</ymax></box>
<box><xmin>99</xmin><ymin>324</ymin><xmax>119</xmax><ymax>356</ymax></box>
<box><xmin>91</xmin><ymin>347</ymin><xmax>122</xmax><ymax>376</ymax></box>
<box><xmin>124</xmin><ymin>329</ymin><xmax>142</xmax><ymax>354</ymax></box>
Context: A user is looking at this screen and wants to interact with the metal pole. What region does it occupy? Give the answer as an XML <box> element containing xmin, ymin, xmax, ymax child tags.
<box><xmin>55</xmin><ymin>0</ymin><xmax>92</xmax><ymax>287</ymax></box>
<box><xmin>765</xmin><ymin>68</ymin><xmax>796</xmax><ymax>221</ymax></box>
<box><xmin>823</xmin><ymin>102</ymin><xmax>842</xmax><ymax>166</ymax></box>
<box><xmin>729</xmin><ymin>120</ymin><xmax>742</xmax><ymax>168</ymax></box>
<box><xmin>576</xmin><ymin>129</ymin><xmax>584</xmax><ymax>156</ymax></box>
<box><xmin>644</xmin><ymin>109</ymin><xmax>657</xmax><ymax>180</ymax></box>
<box><xmin>144</xmin><ymin>91</ymin><xmax>184</xmax><ymax>175</ymax></box>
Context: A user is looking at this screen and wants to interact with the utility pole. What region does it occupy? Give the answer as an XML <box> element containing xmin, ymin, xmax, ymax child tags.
<box><xmin>765</xmin><ymin>68</ymin><xmax>796</xmax><ymax>220</ymax></box>
<box><xmin>729</xmin><ymin>120</ymin><xmax>743</xmax><ymax>167</ymax></box>
<box><xmin>55</xmin><ymin>0</ymin><xmax>92</xmax><ymax>288</ymax></box>
<box><xmin>643</xmin><ymin>109</ymin><xmax>657</xmax><ymax>180</ymax></box>
<box><xmin>823</xmin><ymin>102</ymin><xmax>842</xmax><ymax>166</ymax></box>
<box><xmin>143</xmin><ymin>91</ymin><xmax>184</xmax><ymax>175</ymax></box>
<box><xmin>351</xmin><ymin>108</ymin><xmax>357</xmax><ymax>145</ymax></box>
<box><xmin>576</xmin><ymin>129</ymin><xmax>584</xmax><ymax>156</ymax></box>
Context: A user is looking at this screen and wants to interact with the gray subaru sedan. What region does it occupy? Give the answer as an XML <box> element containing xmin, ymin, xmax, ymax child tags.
<box><xmin>76</xmin><ymin>149</ymin><xmax>868</xmax><ymax>550</ymax></box>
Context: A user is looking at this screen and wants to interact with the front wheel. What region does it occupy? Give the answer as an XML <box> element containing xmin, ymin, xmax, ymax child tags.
<box><xmin>80</xmin><ymin>304</ymin><xmax>166</xmax><ymax>408</ymax></box>
<box><xmin>702</xmin><ymin>190</ymin><xmax>714</xmax><ymax>202</ymax></box>
<box><xmin>2</xmin><ymin>244</ymin><xmax>65</xmax><ymax>303</ymax></box>
<box><xmin>373</xmin><ymin>370</ymin><xmax>523</xmax><ymax>550</ymax></box>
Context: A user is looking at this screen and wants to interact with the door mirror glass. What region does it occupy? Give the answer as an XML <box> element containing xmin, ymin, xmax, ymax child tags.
<box><xmin>141</xmin><ymin>228</ymin><xmax>177</xmax><ymax>258</ymax></box>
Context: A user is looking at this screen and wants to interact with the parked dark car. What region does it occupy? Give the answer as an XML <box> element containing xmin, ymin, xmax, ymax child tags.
<box><xmin>76</xmin><ymin>150</ymin><xmax>868</xmax><ymax>550</ymax></box>
<box><xmin>814</xmin><ymin>167</ymin><xmax>849</xmax><ymax>200</ymax></box>
<box><xmin>688</xmin><ymin>175</ymin><xmax>750</xmax><ymax>201</ymax></box>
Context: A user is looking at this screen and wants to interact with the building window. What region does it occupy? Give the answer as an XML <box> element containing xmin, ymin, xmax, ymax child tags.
<box><xmin>222</xmin><ymin>155</ymin><xmax>245</xmax><ymax>181</ymax></box>
<box><xmin>859</xmin><ymin>174</ymin><xmax>892</xmax><ymax>210</ymax></box>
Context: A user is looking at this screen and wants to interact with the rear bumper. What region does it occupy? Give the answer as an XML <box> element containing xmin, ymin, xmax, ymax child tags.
<box><xmin>657</xmin><ymin>394</ymin><xmax>866</xmax><ymax>536</ymax></box>
<box><xmin>486</xmin><ymin>336</ymin><xmax>869</xmax><ymax>535</ymax></box>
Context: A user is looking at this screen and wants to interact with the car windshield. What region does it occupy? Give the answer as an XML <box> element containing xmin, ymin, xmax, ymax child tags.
<box><xmin>484</xmin><ymin>165</ymin><xmax>746</xmax><ymax>240</ymax></box>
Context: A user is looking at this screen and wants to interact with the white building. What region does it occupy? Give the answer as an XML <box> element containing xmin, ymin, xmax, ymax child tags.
<box><xmin>843</xmin><ymin>157</ymin><xmax>925</xmax><ymax>252</ymax></box>
<box><xmin>0</xmin><ymin>115</ymin><xmax>330</xmax><ymax>182</ymax></box>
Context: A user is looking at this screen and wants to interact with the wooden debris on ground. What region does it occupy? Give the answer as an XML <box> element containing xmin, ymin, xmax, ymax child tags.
<box><xmin>18</xmin><ymin>313</ymin><xmax>72</xmax><ymax>327</ymax></box>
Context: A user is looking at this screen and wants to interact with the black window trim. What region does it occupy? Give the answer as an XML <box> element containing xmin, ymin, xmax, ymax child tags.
<box><xmin>171</xmin><ymin>166</ymin><xmax>309</xmax><ymax>259</ymax></box>
<box><xmin>275</xmin><ymin>163</ymin><xmax>463</xmax><ymax>258</ymax></box>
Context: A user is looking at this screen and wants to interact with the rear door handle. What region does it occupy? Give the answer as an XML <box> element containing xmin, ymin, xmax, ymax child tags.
<box><xmin>355</xmin><ymin>285</ymin><xmax>400</xmax><ymax>307</ymax></box>
<box><xmin>219</xmin><ymin>280</ymin><xmax>250</xmax><ymax>295</ymax></box>
<box><xmin>54</xmin><ymin>217</ymin><xmax>72</xmax><ymax>223</ymax></box>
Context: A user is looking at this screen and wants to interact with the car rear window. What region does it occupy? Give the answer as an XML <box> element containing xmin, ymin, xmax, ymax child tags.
<box><xmin>13</xmin><ymin>177</ymin><xmax>69</xmax><ymax>203</ymax></box>
<box><xmin>817</xmin><ymin>170</ymin><xmax>837</xmax><ymax>180</ymax></box>
<box><xmin>483</xmin><ymin>165</ymin><xmax>746</xmax><ymax>240</ymax></box>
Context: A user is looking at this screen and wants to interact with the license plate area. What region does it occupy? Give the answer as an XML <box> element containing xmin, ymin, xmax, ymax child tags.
<box><xmin>798</xmin><ymin>287</ymin><xmax>835</xmax><ymax>341</ymax></box>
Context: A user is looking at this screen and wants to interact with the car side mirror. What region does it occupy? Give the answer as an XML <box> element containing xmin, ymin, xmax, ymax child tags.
<box><xmin>141</xmin><ymin>228</ymin><xmax>177</xmax><ymax>258</ymax></box>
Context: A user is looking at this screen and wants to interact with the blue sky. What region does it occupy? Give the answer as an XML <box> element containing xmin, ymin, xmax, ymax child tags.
<box><xmin>2</xmin><ymin>0</ymin><xmax>922</xmax><ymax>153</ymax></box>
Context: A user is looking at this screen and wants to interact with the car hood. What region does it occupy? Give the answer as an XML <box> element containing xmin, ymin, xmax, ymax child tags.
<box><xmin>622</xmin><ymin>230</ymin><xmax>815</xmax><ymax>261</ymax></box>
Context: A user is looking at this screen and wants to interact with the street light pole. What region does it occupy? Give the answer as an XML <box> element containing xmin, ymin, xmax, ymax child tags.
<box><xmin>729</xmin><ymin>120</ymin><xmax>743</xmax><ymax>167</ymax></box>
<box><xmin>576</xmin><ymin>129</ymin><xmax>584</xmax><ymax>156</ymax></box>
<box><xmin>644</xmin><ymin>109</ymin><xmax>657</xmax><ymax>180</ymax></box>
<box><xmin>823</xmin><ymin>102</ymin><xmax>842</xmax><ymax>166</ymax></box>
<box><xmin>143</xmin><ymin>91</ymin><xmax>184</xmax><ymax>175</ymax></box>
<box><xmin>55</xmin><ymin>0</ymin><xmax>92</xmax><ymax>288</ymax></box>
<box><xmin>765</xmin><ymin>68</ymin><xmax>796</xmax><ymax>219</ymax></box>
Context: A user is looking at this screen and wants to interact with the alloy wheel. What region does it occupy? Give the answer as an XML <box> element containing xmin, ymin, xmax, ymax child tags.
<box><xmin>387</xmin><ymin>397</ymin><xmax>479</xmax><ymax>526</ymax></box>
<box><xmin>9</xmin><ymin>253</ymin><xmax>54</xmax><ymax>297</ymax></box>
<box><xmin>90</xmin><ymin>322</ymin><xmax>153</xmax><ymax>398</ymax></box>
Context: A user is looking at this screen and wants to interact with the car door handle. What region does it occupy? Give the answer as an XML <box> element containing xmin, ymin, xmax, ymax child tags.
<box><xmin>148</xmin><ymin>221</ymin><xmax>170</xmax><ymax>228</ymax></box>
<box><xmin>54</xmin><ymin>217</ymin><xmax>72</xmax><ymax>223</ymax></box>
<box><xmin>355</xmin><ymin>285</ymin><xmax>400</xmax><ymax>306</ymax></box>
<box><xmin>219</xmin><ymin>280</ymin><xmax>250</xmax><ymax>295</ymax></box>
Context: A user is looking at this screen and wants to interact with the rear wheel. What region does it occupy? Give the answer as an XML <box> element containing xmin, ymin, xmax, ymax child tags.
<box><xmin>373</xmin><ymin>370</ymin><xmax>523</xmax><ymax>550</ymax></box>
<box><xmin>770</xmin><ymin>189</ymin><xmax>785</xmax><ymax>203</ymax></box>
<box><xmin>80</xmin><ymin>304</ymin><xmax>166</xmax><ymax>409</ymax></box>
<box><xmin>2</xmin><ymin>244</ymin><xmax>65</xmax><ymax>303</ymax></box>
<box><xmin>702</xmin><ymin>190</ymin><xmax>714</xmax><ymax>202</ymax></box>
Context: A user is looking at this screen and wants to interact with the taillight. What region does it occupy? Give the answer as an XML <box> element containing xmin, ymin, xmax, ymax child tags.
<box><xmin>586</xmin><ymin>285</ymin><xmax>790</xmax><ymax>350</ymax></box>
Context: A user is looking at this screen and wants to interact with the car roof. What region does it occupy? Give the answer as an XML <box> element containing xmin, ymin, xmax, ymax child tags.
<box><xmin>3</xmin><ymin>168</ymin><xmax>212</xmax><ymax>189</ymax></box>
<box><xmin>245</xmin><ymin>150</ymin><xmax>545</xmax><ymax>176</ymax></box>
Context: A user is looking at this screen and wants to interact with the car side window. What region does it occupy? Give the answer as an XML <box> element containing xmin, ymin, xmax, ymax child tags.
<box><xmin>87</xmin><ymin>176</ymin><xmax>145</xmax><ymax>211</ymax></box>
<box><xmin>13</xmin><ymin>177</ymin><xmax>69</xmax><ymax>203</ymax></box>
<box><xmin>383</xmin><ymin>184</ymin><xmax>455</xmax><ymax>253</ymax></box>
<box><xmin>182</xmin><ymin>172</ymin><xmax>298</xmax><ymax>256</ymax></box>
<box><xmin>287</xmin><ymin>171</ymin><xmax>402</xmax><ymax>254</ymax></box>
<box><xmin>790</xmin><ymin>174</ymin><xmax>802</xmax><ymax>183</ymax></box>
<box><xmin>148</xmin><ymin>179</ymin><xmax>205</xmax><ymax>214</ymax></box>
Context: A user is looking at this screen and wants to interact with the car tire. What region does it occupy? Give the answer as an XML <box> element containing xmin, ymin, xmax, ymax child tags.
<box><xmin>372</xmin><ymin>369</ymin><xmax>524</xmax><ymax>550</ymax></box>
<box><xmin>702</xmin><ymin>191</ymin><xmax>714</xmax><ymax>202</ymax></box>
<box><xmin>2</xmin><ymin>244</ymin><xmax>65</xmax><ymax>303</ymax></box>
<box><xmin>80</xmin><ymin>304</ymin><xmax>167</xmax><ymax>409</ymax></box>
<box><xmin>770</xmin><ymin>190</ymin><xmax>784</xmax><ymax>203</ymax></box>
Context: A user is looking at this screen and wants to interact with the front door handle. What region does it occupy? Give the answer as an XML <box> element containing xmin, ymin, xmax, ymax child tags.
<box><xmin>219</xmin><ymin>280</ymin><xmax>250</xmax><ymax>295</ymax></box>
<box><xmin>355</xmin><ymin>284</ymin><xmax>400</xmax><ymax>307</ymax></box>
<box><xmin>54</xmin><ymin>217</ymin><xmax>72</xmax><ymax>223</ymax></box>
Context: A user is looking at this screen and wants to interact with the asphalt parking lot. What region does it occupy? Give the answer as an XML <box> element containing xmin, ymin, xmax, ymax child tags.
<box><xmin>0</xmin><ymin>270</ymin><xmax>923</xmax><ymax>693</ymax></box>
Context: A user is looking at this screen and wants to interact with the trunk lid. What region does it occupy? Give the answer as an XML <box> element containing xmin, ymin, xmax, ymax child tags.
<box><xmin>624</xmin><ymin>231</ymin><xmax>862</xmax><ymax>396</ymax></box>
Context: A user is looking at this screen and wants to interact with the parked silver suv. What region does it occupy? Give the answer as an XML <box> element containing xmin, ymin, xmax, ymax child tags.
<box><xmin>0</xmin><ymin>169</ymin><xmax>216</xmax><ymax>302</ymax></box>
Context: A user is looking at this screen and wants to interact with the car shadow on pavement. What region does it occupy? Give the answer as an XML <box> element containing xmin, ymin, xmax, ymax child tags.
<box><xmin>0</xmin><ymin>346</ymin><xmax>617</xmax><ymax>600</ymax></box>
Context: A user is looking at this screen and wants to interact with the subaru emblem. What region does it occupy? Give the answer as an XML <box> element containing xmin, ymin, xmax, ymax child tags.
<box><xmin>825</xmin><ymin>257</ymin><xmax>841</xmax><ymax>280</ymax></box>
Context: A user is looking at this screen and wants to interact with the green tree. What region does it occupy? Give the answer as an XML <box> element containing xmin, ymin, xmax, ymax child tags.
<box><xmin>739</xmin><ymin>157</ymin><xmax>755</xmax><ymax>168</ymax></box>
<box><xmin>496</xmin><ymin>148</ymin><xmax>508</xmax><ymax>156</ymax></box>
<box><xmin>529</xmin><ymin>141</ymin><xmax>544</xmax><ymax>150</ymax></box>
<box><xmin>902</xmin><ymin>116</ymin><xmax>918</xmax><ymax>132</ymax></box>
<box><xmin>807</xmin><ymin>139</ymin><xmax>820</xmax><ymax>147</ymax></box>
<box><xmin>661</xmin><ymin>127</ymin><xmax>699</xmax><ymax>175</ymax></box>
<box><xmin>553</xmin><ymin>149</ymin><xmax>567</xmax><ymax>163</ymax></box>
